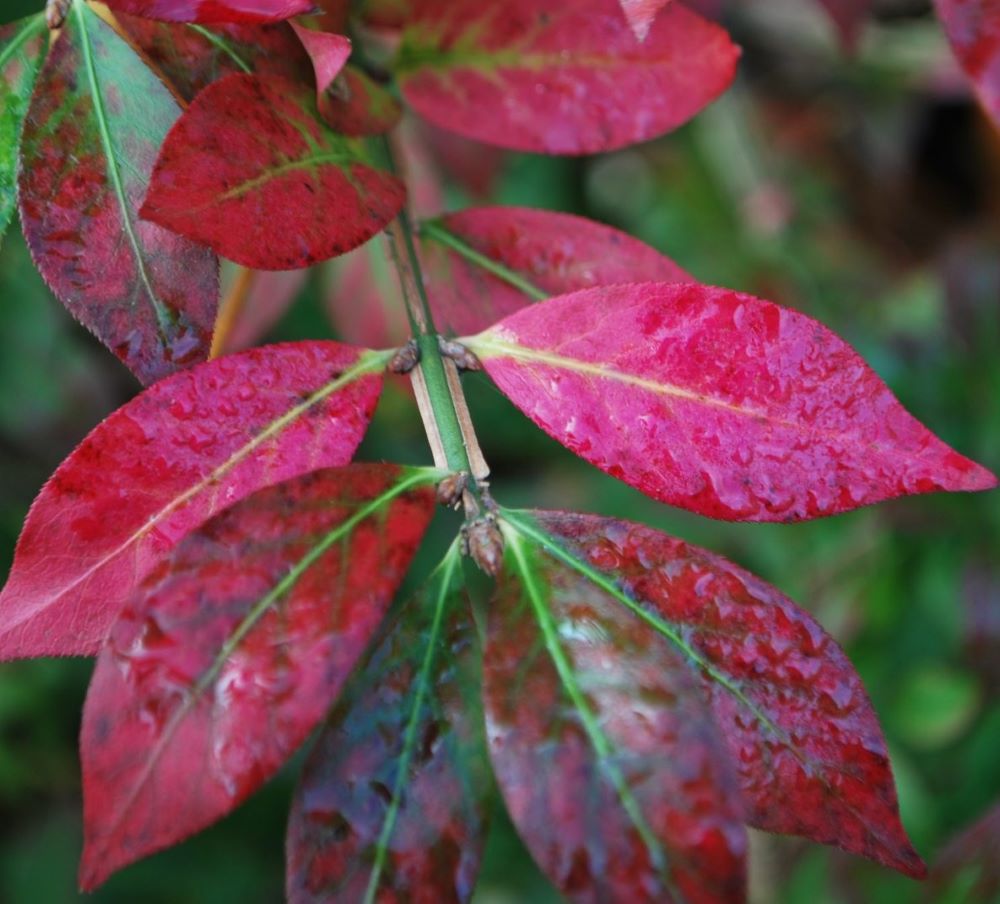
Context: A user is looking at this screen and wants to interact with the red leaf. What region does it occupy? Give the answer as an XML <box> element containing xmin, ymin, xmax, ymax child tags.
<box><xmin>140</xmin><ymin>73</ymin><xmax>406</xmax><ymax>270</ymax></box>
<box><xmin>619</xmin><ymin>0</ymin><xmax>672</xmax><ymax>41</ymax></box>
<box><xmin>935</xmin><ymin>0</ymin><xmax>1000</xmax><ymax>127</ymax></box>
<box><xmin>0</xmin><ymin>341</ymin><xmax>385</xmax><ymax>661</ymax></box>
<box><xmin>80</xmin><ymin>464</ymin><xmax>436</xmax><ymax>890</ymax></box>
<box><xmin>287</xmin><ymin>548</ymin><xmax>488</xmax><ymax>903</ymax></box>
<box><xmin>395</xmin><ymin>0</ymin><xmax>740</xmax><ymax>154</ymax></box>
<box><xmin>17</xmin><ymin>2</ymin><xmax>218</xmax><ymax>385</ymax></box>
<box><xmin>318</xmin><ymin>66</ymin><xmax>403</xmax><ymax>137</ymax></box>
<box><xmin>291</xmin><ymin>22</ymin><xmax>351</xmax><ymax>94</ymax></box>
<box><xmin>218</xmin><ymin>265</ymin><xmax>310</xmax><ymax>354</ymax></box>
<box><xmin>467</xmin><ymin>283</ymin><xmax>997</xmax><ymax>522</ymax></box>
<box><xmin>503</xmin><ymin>509</ymin><xmax>927</xmax><ymax>878</ymax></box>
<box><xmin>288</xmin><ymin>24</ymin><xmax>400</xmax><ymax>137</ymax></box>
<box><xmin>310</xmin><ymin>0</ymin><xmax>350</xmax><ymax>33</ymax></box>
<box><xmin>489</xmin><ymin>524</ymin><xmax>747</xmax><ymax>903</ymax></box>
<box><xmin>104</xmin><ymin>0</ymin><xmax>316</xmax><ymax>24</ymax></box>
<box><xmin>360</xmin><ymin>0</ymin><xmax>411</xmax><ymax>28</ymax></box>
<box><xmin>115</xmin><ymin>16</ymin><xmax>312</xmax><ymax>103</ymax></box>
<box><xmin>816</xmin><ymin>0</ymin><xmax>872</xmax><ymax>51</ymax></box>
<box><xmin>421</xmin><ymin>206</ymin><xmax>690</xmax><ymax>335</ymax></box>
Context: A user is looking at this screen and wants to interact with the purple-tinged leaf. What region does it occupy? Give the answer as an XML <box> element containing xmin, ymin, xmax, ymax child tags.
<box><xmin>140</xmin><ymin>73</ymin><xmax>406</xmax><ymax>270</ymax></box>
<box><xmin>287</xmin><ymin>547</ymin><xmax>488</xmax><ymax>903</ymax></box>
<box><xmin>930</xmin><ymin>802</ymin><xmax>1000</xmax><ymax>899</ymax></box>
<box><xmin>935</xmin><ymin>0</ymin><xmax>1000</xmax><ymax>127</ymax></box>
<box><xmin>420</xmin><ymin>206</ymin><xmax>690</xmax><ymax>335</ymax></box>
<box><xmin>0</xmin><ymin>14</ymin><xmax>47</xmax><ymax>249</ymax></box>
<box><xmin>489</xmin><ymin>523</ymin><xmax>747</xmax><ymax>902</ymax></box>
<box><xmin>105</xmin><ymin>0</ymin><xmax>316</xmax><ymax>25</ymax></box>
<box><xmin>115</xmin><ymin>16</ymin><xmax>312</xmax><ymax>103</ymax></box>
<box><xmin>395</xmin><ymin>0</ymin><xmax>740</xmax><ymax>154</ymax></box>
<box><xmin>18</xmin><ymin>2</ymin><xmax>219</xmax><ymax>384</ymax></box>
<box><xmin>502</xmin><ymin>509</ymin><xmax>927</xmax><ymax>879</ymax></box>
<box><xmin>0</xmin><ymin>341</ymin><xmax>386</xmax><ymax>661</ymax></box>
<box><xmin>80</xmin><ymin>464</ymin><xmax>437</xmax><ymax>890</ymax></box>
<box><xmin>467</xmin><ymin>283</ymin><xmax>997</xmax><ymax>522</ymax></box>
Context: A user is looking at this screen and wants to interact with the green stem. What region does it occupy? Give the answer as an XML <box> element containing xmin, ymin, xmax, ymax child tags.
<box><xmin>421</xmin><ymin>219</ymin><xmax>548</xmax><ymax>303</ymax></box>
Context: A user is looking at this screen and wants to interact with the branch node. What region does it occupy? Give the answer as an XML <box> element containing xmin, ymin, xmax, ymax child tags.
<box><xmin>438</xmin><ymin>337</ymin><xmax>482</xmax><ymax>372</ymax></box>
<box><xmin>388</xmin><ymin>339</ymin><xmax>420</xmax><ymax>374</ymax></box>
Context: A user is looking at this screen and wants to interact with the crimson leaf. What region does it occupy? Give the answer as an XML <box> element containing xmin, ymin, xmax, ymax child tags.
<box><xmin>502</xmin><ymin>509</ymin><xmax>927</xmax><ymax>879</ymax></box>
<box><xmin>114</xmin><ymin>16</ymin><xmax>312</xmax><ymax>103</ymax></box>
<box><xmin>140</xmin><ymin>73</ymin><xmax>406</xmax><ymax>270</ymax></box>
<box><xmin>18</xmin><ymin>1</ymin><xmax>219</xmax><ymax>384</ymax></box>
<box><xmin>287</xmin><ymin>545</ymin><xmax>488</xmax><ymax>903</ymax></box>
<box><xmin>80</xmin><ymin>463</ymin><xmax>437</xmax><ymax>889</ymax></box>
<box><xmin>466</xmin><ymin>283</ymin><xmax>997</xmax><ymax>522</ymax></box>
<box><xmin>104</xmin><ymin>0</ymin><xmax>316</xmax><ymax>24</ymax></box>
<box><xmin>420</xmin><ymin>206</ymin><xmax>690</xmax><ymax>335</ymax></box>
<box><xmin>0</xmin><ymin>341</ymin><xmax>386</xmax><ymax>660</ymax></box>
<box><xmin>394</xmin><ymin>0</ymin><xmax>740</xmax><ymax>154</ymax></box>
<box><xmin>0</xmin><ymin>14</ymin><xmax>47</xmax><ymax>250</ymax></box>
<box><xmin>491</xmin><ymin>519</ymin><xmax>747</xmax><ymax>902</ymax></box>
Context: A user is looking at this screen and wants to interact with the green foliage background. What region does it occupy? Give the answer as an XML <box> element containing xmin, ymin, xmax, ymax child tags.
<box><xmin>0</xmin><ymin>2</ymin><xmax>997</xmax><ymax>901</ymax></box>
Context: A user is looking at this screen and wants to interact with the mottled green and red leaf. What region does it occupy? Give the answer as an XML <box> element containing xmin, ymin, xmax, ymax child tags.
<box><xmin>503</xmin><ymin>510</ymin><xmax>927</xmax><ymax>878</ymax></box>
<box><xmin>287</xmin><ymin>549</ymin><xmax>488</xmax><ymax>903</ymax></box>
<box><xmin>18</xmin><ymin>2</ymin><xmax>219</xmax><ymax>384</ymax></box>
<box><xmin>489</xmin><ymin>526</ymin><xmax>747</xmax><ymax>902</ymax></box>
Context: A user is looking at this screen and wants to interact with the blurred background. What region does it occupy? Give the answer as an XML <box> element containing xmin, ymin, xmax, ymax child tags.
<box><xmin>1</xmin><ymin>0</ymin><xmax>998</xmax><ymax>901</ymax></box>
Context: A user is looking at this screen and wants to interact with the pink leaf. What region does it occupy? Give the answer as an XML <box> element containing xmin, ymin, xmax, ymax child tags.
<box><xmin>396</xmin><ymin>0</ymin><xmax>740</xmax><ymax>154</ymax></box>
<box><xmin>421</xmin><ymin>206</ymin><xmax>690</xmax><ymax>335</ymax></box>
<box><xmin>291</xmin><ymin>22</ymin><xmax>351</xmax><ymax>95</ymax></box>
<box><xmin>467</xmin><ymin>283</ymin><xmax>997</xmax><ymax>521</ymax></box>
<box><xmin>935</xmin><ymin>0</ymin><xmax>1000</xmax><ymax>127</ymax></box>
<box><xmin>619</xmin><ymin>0</ymin><xmax>672</xmax><ymax>41</ymax></box>
<box><xmin>140</xmin><ymin>74</ymin><xmax>406</xmax><ymax>270</ymax></box>
<box><xmin>0</xmin><ymin>341</ymin><xmax>385</xmax><ymax>660</ymax></box>
<box><xmin>80</xmin><ymin>464</ymin><xmax>436</xmax><ymax>889</ymax></box>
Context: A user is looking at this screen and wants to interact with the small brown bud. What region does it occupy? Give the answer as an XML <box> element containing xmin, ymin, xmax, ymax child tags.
<box><xmin>466</xmin><ymin>517</ymin><xmax>504</xmax><ymax>577</ymax></box>
<box><xmin>388</xmin><ymin>340</ymin><xmax>419</xmax><ymax>374</ymax></box>
<box><xmin>438</xmin><ymin>338</ymin><xmax>482</xmax><ymax>372</ymax></box>
<box><xmin>436</xmin><ymin>472</ymin><xmax>469</xmax><ymax>509</ymax></box>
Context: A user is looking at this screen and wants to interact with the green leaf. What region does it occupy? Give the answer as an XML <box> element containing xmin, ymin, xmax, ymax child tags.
<box><xmin>0</xmin><ymin>14</ymin><xmax>46</xmax><ymax>250</ymax></box>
